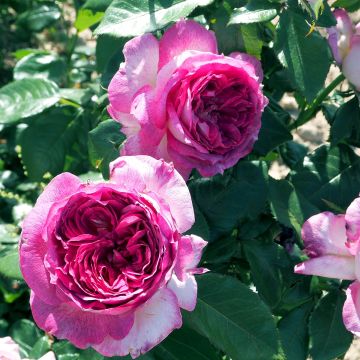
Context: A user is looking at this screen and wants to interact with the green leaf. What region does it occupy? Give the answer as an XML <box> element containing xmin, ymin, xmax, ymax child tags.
<box><xmin>75</xmin><ymin>9</ymin><xmax>104</xmax><ymax>32</ymax></box>
<box><xmin>29</xmin><ymin>336</ymin><xmax>51</xmax><ymax>359</ymax></box>
<box><xmin>88</xmin><ymin>120</ymin><xmax>125</xmax><ymax>179</ymax></box>
<box><xmin>268</xmin><ymin>177</ymin><xmax>319</xmax><ymax>234</ymax></box>
<box><xmin>210</xmin><ymin>2</ymin><xmax>262</xmax><ymax>57</ymax></box>
<box><xmin>0</xmin><ymin>79</ymin><xmax>60</xmax><ymax>124</ymax></box>
<box><xmin>254</xmin><ymin>107</ymin><xmax>292</xmax><ymax>156</ymax></box>
<box><xmin>278</xmin><ymin>301</ymin><xmax>313</xmax><ymax>360</ymax></box>
<box><xmin>274</xmin><ymin>10</ymin><xmax>331</xmax><ymax>102</ymax></box>
<box><xmin>0</xmin><ymin>246</ymin><xmax>22</xmax><ymax>280</ymax></box>
<box><xmin>60</xmin><ymin>88</ymin><xmax>93</xmax><ymax>106</ymax></box>
<box><xmin>333</xmin><ymin>0</ymin><xmax>360</xmax><ymax>12</ymax></box>
<box><xmin>94</xmin><ymin>0</ymin><xmax>215</xmax><ymax>37</ymax></box>
<box><xmin>291</xmin><ymin>144</ymin><xmax>360</xmax><ymax>212</ymax></box>
<box><xmin>19</xmin><ymin>107</ymin><xmax>80</xmax><ymax>181</ymax></box>
<box><xmin>229</xmin><ymin>0</ymin><xmax>278</xmax><ymax>24</ymax></box>
<box><xmin>190</xmin><ymin>161</ymin><xmax>268</xmax><ymax>241</ymax></box>
<box><xmin>309</xmin><ymin>290</ymin><xmax>353</xmax><ymax>360</ymax></box>
<box><xmin>10</xmin><ymin>319</ymin><xmax>41</xmax><ymax>357</ymax></box>
<box><xmin>16</xmin><ymin>3</ymin><xmax>61</xmax><ymax>32</ymax></box>
<box><xmin>330</xmin><ymin>97</ymin><xmax>360</xmax><ymax>146</ymax></box>
<box><xmin>96</xmin><ymin>35</ymin><xmax>126</xmax><ymax>73</ymax></box>
<box><xmin>154</xmin><ymin>326</ymin><xmax>221</xmax><ymax>360</ymax></box>
<box><xmin>14</xmin><ymin>53</ymin><xmax>66</xmax><ymax>84</ymax></box>
<box><xmin>280</xmin><ymin>141</ymin><xmax>308</xmax><ymax>169</ymax></box>
<box><xmin>83</xmin><ymin>0</ymin><xmax>113</xmax><ymax>12</ymax></box>
<box><xmin>184</xmin><ymin>273</ymin><xmax>280</xmax><ymax>360</ymax></box>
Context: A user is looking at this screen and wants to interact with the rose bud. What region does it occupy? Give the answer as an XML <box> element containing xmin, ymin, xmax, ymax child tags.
<box><xmin>294</xmin><ymin>196</ymin><xmax>360</xmax><ymax>336</ymax></box>
<box><xmin>107</xmin><ymin>19</ymin><xmax>267</xmax><ymax>179</ymax></box>
<box><xmin>328</xmin><ymin>9</ymin><xmax>360</xmax><ymax>91</ymax></box>
<box><xmin>19</xmin><ymin>155</ymin><xmax>207</xmax><ymax>358</ymax></box>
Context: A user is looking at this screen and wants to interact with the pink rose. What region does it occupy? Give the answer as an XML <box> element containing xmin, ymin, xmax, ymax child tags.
<box><xmin>294</xmin><ymin>196</ymin><xmax>360</xmax><ymax>335</ymax></box>
<box><xmin>328</xmin><ymin>9</ymin><xmax>360</xmax><ymax>91</ymax></box>
<box><xmin>0</xmin><ymin>337</ymin><xmax>55</xmax><ymax>360</ymax></box>
<box><xmin>19</xmin><ymin>155</ymin><xmax>207</xmax><ymax>358</ymax></box>
<box><xmin>108</xmin><ymin>19</ymin><xmax>267</xmax><ymax>178</ymax></box>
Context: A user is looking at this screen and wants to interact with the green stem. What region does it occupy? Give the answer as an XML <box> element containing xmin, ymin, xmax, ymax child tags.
<box><xmin>289</xmin><ymin>73</ymin><xmax>345</xmax><ymax>130</ymax></box>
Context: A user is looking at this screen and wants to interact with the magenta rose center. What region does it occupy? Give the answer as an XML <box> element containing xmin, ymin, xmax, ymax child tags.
<box><xmin>45</xmin><ymin>188</ymin><xmax>176</xmax><ymax>311</ymax></box>
<box><xmin>168</xmin><ymin>67</ymin><xmax>258</xmax><ymax>154</ymax></box>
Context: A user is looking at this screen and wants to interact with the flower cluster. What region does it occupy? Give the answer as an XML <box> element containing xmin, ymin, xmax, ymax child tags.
<box><xmin>108</xmin><ymin>19</ymin><xmax>267</xmax><ymax>178</ymax></box>
<box><xmin>295</xmin><ymin>197</ymin><xmax>360</xmax><ymax>335</ymax></box>
<box><xmin>328</xmin><ymin>9</ymin><xmax>360</xmax><ymax>91</ymax></box>
<box><xmin>20</xmin><ymin>156</ymin><xmax>207</xmax><ymax>358</ymax></box>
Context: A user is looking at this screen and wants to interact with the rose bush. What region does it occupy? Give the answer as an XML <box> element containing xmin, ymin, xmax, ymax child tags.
<box><xmin>19</xmin><ymin>155</ymin><xmax>206</xmax><ymax>358</ymax></box>
<box><xmin>295</xmin><ymin>196</ymin><xmax>360</xmax><ymax>335</ymax></box>
<box><xmin>328</xmin><ymin>8</ymin><xmax>360</xmax><ymax>90</ymax></box>
<box><xmin>108</xmin><ymin>19</ymin><xmax>267</xmax><ymax>178</ymax></box>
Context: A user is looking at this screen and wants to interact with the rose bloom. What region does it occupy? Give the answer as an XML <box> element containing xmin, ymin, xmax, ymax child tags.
<box><xmin>0</xmin><ymin>337</ymin><xmax>55</xmax><ymax>360</ymax></box>
<box><xmin>295</xmin><ymin>196</ymin><xmax>360</xmax><ymax>335</ymax></box>
<box><xmin>328</xmin><ymin>9</ymin><xmax>360</xmax><ymax>91</ymax></box>
<box><xmin>20</xmin><ymin>155</ymin><xmax>207</xmax><ymax>358</ymax></box>
<box><xmin>108</xmin><ymin>19</ymin><xmax>267</xmax><ymax>178</ymax></box>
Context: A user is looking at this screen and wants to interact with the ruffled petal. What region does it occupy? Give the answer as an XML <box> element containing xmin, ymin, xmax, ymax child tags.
<box><xmin>229</xmin><ymin>52</ymin><xmax>264</xmax><ymax>82</ymax></box>
<box><xmin>109</xmin><ymin>155</ymin><xmax>194</xmax><ymax>233</ymax></box>
<box><xmin>20</xmin><ymin>173</ymin><xmax>81</xmax><ymax>305</ymax></box>
<box><xmin>345</xmin><ymin>197</ymin><xmax>360</xmax><ymax>252</ymax></box>
<box><xmin>159</xmin><ymin>19</ymin><xmax>217</xmax><ymax>69</ymax></box>
<box><xmin>294</xmin><ymin>255</ymin><xmax>356</xmax><ymax>280</ymax></box>
<box><xmin>301</xmin><ymin>212</ymin><xmax>349</xmax><ymax>257</ymax></box>
<box><xmin>0</xmin><ymin>337</ymin><xmax>21</xmax><ymax>360</ymax></box>
<box><xmin>343</xmin><ymin>281</ymin><xmax>360</xmax><ymax>335</ymax></box>
<box><xmin>93</xmin><ymin>288</ymin><xmax>182</xmax><ymax>358</ymax></box>
<box><xmin>31</xmin><ymin>293</ymin><xmax>134</xmax><ymax>349</ymax></box>
<box><xmin>167</xmin><ymin>273</ymin><xmax>197</xmax><ymax>311</ymax></box>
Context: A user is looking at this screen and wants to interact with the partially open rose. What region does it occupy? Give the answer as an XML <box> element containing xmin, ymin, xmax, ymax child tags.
<box><xmin>295</xmin><ymin>196</ymin><xmax>360</xmax><ymax>335</ymax></box>
<box><xmin>328</xmin><ymin>9</ymin><xmax>360</xmax><ymax>91</ymax></box>
<box><xmin>108</xmin><ymin>19</ymin><xmax>267</xmax><ymax>178</ymax></box>
<box><xmin>20</xmin><ymin>155</ymin><xmax>207</xmax><ymax>358</ymax></box>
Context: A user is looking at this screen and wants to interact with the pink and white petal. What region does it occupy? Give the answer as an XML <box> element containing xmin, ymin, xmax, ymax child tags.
<box><xmin>31</xmin><ymin>293</ymin><xmax>134</xmax><ymax>349</ymax></box>
<box><xmin>109</xmin><ymin>155</ymin><xmax>194</xmax><ymax>233</ymax></box>
<box><xmin>124</xmin><ymin>33</ymin><xmax>159</xmax><ymax>90</ymax></box>
<box><xmin>39</xmin><ymin>352</ymin><xmax>56</xmax><ymax>360</ymax></box>
<box><xmin>343</xmin><ymin>42</ymin><xmax>360</xmax><ymax>91</ymax></box>
<box><xmin>108</xmin><ymin>68</ymin><xmax>135</xmax><ymax>115</ymax></box>
<box><xmin>343</xmin><ymin>281</ymin><xmax>360</xmax><ymax>336</ymax></box>
<box><xmin>93</xmin><ymin>288</ymin><xmax>182</xmax><ymax>358</ymax></box>
<box><xmin>167</xmin><ymin>273</ymin><xmax>197</xmax><ymax>311</ymax></box>
<box><xmin>345</xmin><ymin>197</ymin><xmax>360</xmax><ymax>248</ymax></box>
<box><xmin>115</xmin><ymin>113</ymin><xmax>140</xmax><ymax>138</ymax></box>
<box><xmin>158</xmin><ymin>19</ymin><xmax>218</xmax><ymax>69</ymax></box>
<box><xmin>0</xmin><ymin>337</ymin><xmax>21</xmax><ymax>360</ymax></box>
<box><xmin>175</xmin><ymin>235</ymin><xmax>207</xmax><ymax>280</ymax></box>
<box><xmin>229</xmin><ymin>52</ymin><xmax>264</xmax><ymax>82</ymax></box>
<box><xmin>301</xmin><ymin>212</ymin><xmax>349</xmax><ymax>257</ymax></box>
<box><xmin>20</xmin><ymin>173</ymin><xmax>81</xmax><ymax>305</ymax></box>
<box><xmin>294</xmin><ymin>255</ymin><xmax>356</xmax><ymax>280</ymax></box>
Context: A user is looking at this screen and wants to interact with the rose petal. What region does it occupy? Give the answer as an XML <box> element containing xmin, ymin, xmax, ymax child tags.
<box><xmin>343</xmin><ymin>281</ymin><xmax>360</xmax><ymax>335</ymax></box>
<box><xmin>20</xmin><ymin>173</ymin><xmax>81</xmax><ymax>305</ymax></box>
<box><xmin>38</xmin><ymin>352</ymin><xmax>56</xmax><ymax>360</ymax></box>
<box><xmin>301</xmin><ymin>212</ymin><xmax>349</xmax><ymax>257</ymax></box>
<box><xmin>93</xmin><ymin>288</ymin><xmax>182</xmax><ymax>358</ymax></box>
<box><xmin>109</xmin><ymin>155</ymin><xmax>194</xmax><ymax>233</ymax></box>
<box><xmin>31</xmin><ymin>293</ymin><xmax>134</xmax><ymax>349</ymax></box>
<box><xmin>294</xmin><ymin>255</ymin><xmax>356</xmax><ymax>280</ymax></box>
<box><xmin>229</xmin><ymin>52</ymin><xmax>264</xmax><ymax>82</ymax></box>
<box><xmin>345</xmin><ymin>197</ymin><xmax>360</xmax><ymax>252</ymax></box>
<box><xmin>0</xmin><ymin>337</ymin><xmax>21</xmax><ymax>360</ymax></box>
<box><xmin>167</xmin><ymin>273</ymin><xmax>197</xmax><ymax>311</ymax></box>
<box><xmin>158</xmin><ymin>19</ymin><xmax>217</xmax><ymax>69</ymax></box>
<box><xmin>343</xmin><ymin>42</ymin><xmax>360</xmax><ymax>91</ymax></box>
